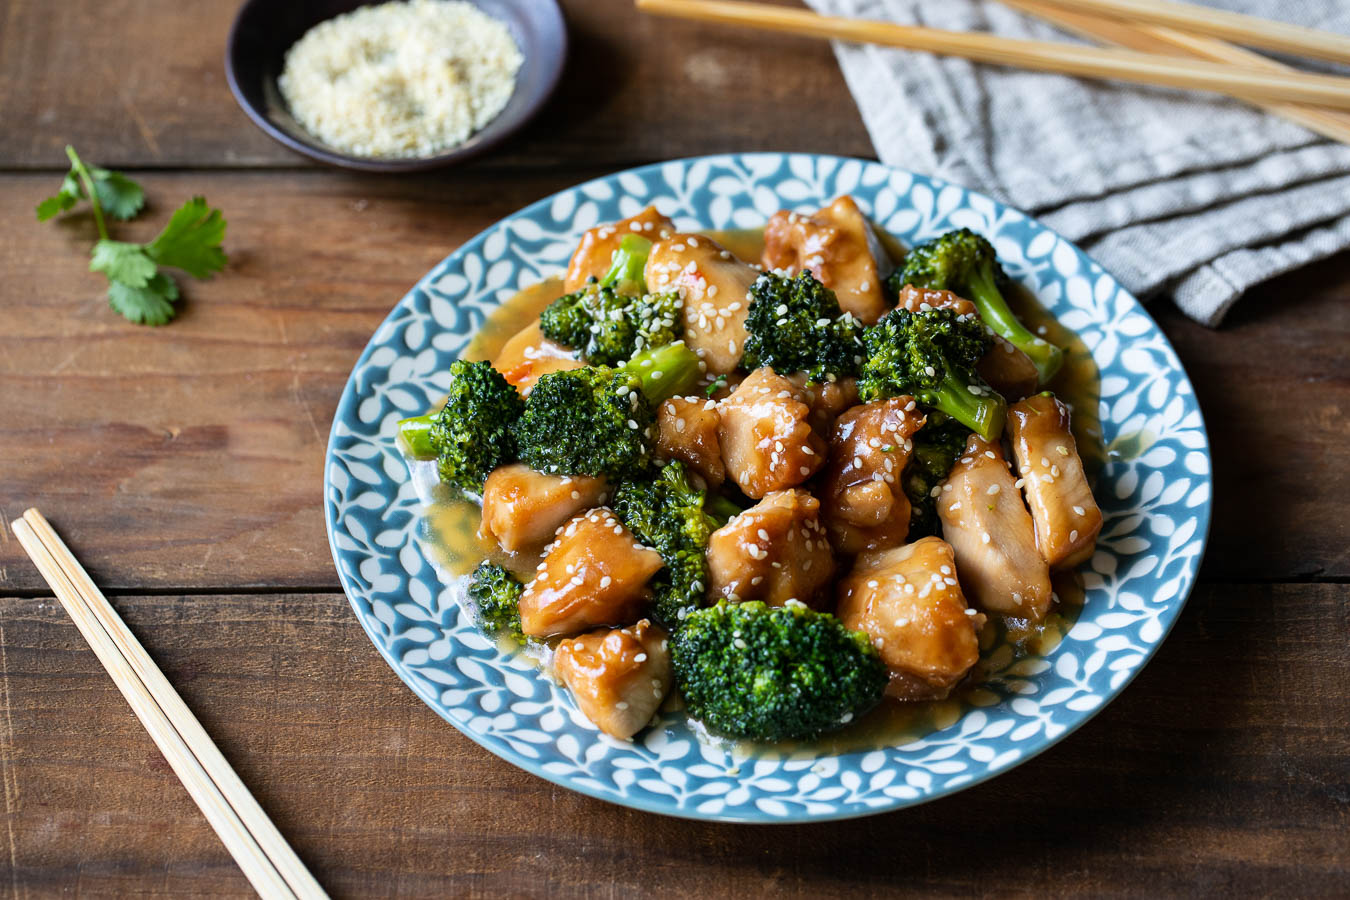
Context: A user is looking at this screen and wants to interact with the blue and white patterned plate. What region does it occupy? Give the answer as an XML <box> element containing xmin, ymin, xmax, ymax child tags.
<box><xmin>324</xmin><ymin>153</ymin><xmax>1211</xmax><ymax>822</ymax></box>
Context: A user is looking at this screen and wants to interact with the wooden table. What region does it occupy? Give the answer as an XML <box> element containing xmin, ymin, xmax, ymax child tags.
<box><xmin>2</xmin><ymin>1</ymin><xmax>1347</xmax><ymax>895</ymax></box>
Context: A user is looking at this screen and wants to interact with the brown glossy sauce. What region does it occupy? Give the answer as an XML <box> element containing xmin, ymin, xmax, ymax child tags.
<box><xmin>410</xmin><ymin>224</ymin><xmax>1099</xmax><ymax>753</ymax></box>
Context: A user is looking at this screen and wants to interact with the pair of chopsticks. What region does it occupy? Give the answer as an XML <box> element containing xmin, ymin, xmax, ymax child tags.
<box><xmin>11</xmin><ymin>509</ymin><xmax>327</xmax><ymax>900</ymax></box>
<box><xmin>636</xmin><ymin>0</ymin><xmax>1350</xmax><ymax>145</ymax></box>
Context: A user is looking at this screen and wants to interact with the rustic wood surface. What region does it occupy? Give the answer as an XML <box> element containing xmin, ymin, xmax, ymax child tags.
<box><xmin>1</xmin><ymin>0</ymin><xmax>1347</xmax><ymax>896</ymax></box>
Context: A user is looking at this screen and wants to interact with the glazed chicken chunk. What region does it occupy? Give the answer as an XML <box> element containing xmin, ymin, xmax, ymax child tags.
<box><xmin>762</xmin><ymin>196</ymin><xmax>892</xmax><ymax>325</ymax></box>
<box><xmin>655</xmin><ymin>395</ymin><xmax>725</xmax><ymax>487</ymax></box>
<box><xmin>716</xmin><ymin>367</ymin><xmax>827</xmax><ymax>498</ymax></box>
<box><xmin>519</xmin><ymin>509</ymin><xmax>664</xmax><ymax>638</ymax></box>
<box><xmin>553</xmin><ymin>619</ymin><xmax>673</xmax><ymax>740</ymax></box>
<box><xmin>646</xmin><ymin>233</ymin><xmax>758</xmax><ymax>374</ymax></box>
<box><xmin>893</xmin><ymin>284</ymin><xmax>1038</xmax><ymax>400</ymax></box>
<box><xmin>938</xmin><ymin>434</ymin><xmax>1053</xmax><ymax>622</ymax></box>
<box><xmin>1008</xmin><ymin>393</ymin><xmax>1103</xmax><ymax>568</ymax></box>
<box><xmin>819</xmin><ymin>396</ymin><xmax>927</xmax><ymax>555</ymax></box>
<box><xmin>837</xmin><ymin>537</ymin><xmax>985</xmax><ymax>701</ymax></box>
<box><xmin>786</xmin><ymin>372</ymin><xmax>860</xmax><ymax>436</ymax></box>
<box><xmin>479</xmin><ymin>464</ymin><xmax>608</xmax><ymax>553</ymax></box>
<box><xmin>706</xmin><ymin>489</ymin><xmax>835</xmax><ymax>607</ymax></box>
<box><xmin>492</xmin><ymin>321</ymin><xmax>587</xmax><ymax>396</ymax></box>
<box><xmin>564</xmin><ymin>205</ymin><xmax>675</xmax><ymax>292</ymax></box>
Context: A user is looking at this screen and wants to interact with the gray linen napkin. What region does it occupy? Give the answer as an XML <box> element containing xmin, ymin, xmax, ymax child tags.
<box><xmin>804</xmin><ymin>0</ymin><xmax>1350</xmax><ymax>324</ymax></box>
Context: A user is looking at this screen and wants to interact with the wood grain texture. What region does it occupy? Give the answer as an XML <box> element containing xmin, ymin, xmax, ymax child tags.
<box><xmin>3</xmin><ymin>0</ymin><xmax>1348</xmax><ymax>894</ymax></box>
<box><xmin>0</xmin><ymin>0</ymin><xmax>872</xmax><ymax>171</ymax></box>
<box><xmin>0</xmin><ymin>585</ymin><xmax>1345</xmax><ymax>897</ymax></box>
<box><xmin>1</xmin><ymin>172</ymin><xmax>1346</xmax><ymax>592</ymax></box>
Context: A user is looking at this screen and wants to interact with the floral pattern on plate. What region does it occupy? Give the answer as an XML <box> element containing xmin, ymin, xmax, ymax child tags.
<box><xmin>325</xmin><ymin>153</ymin><xmax>1211</xmax><ymax>822</ymax></box>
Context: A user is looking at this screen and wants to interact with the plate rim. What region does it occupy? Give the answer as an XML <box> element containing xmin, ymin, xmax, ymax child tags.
<box><xmin>324</xmin><ymin>151</ymin><xmax>1213</xmax><ymax>822</ymax></box>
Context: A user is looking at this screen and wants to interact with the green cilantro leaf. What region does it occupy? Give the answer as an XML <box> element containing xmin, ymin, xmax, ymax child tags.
<box><xmin>146</xmin><ymin>196</ymin><xmax>227</xmax><ymax>279</ymax></box>
<box><xmin>90</xmin><ymin>240</ymin><xmax>157</xmax><ymax>287</ymax></box>
<box><xmin>88</xmin><ymin>168</ymin><xmax>145</xmax><ymax>221</ymax></box>
<box><xmin>36</xmin><ymin>173</ymin><xmax>83</xmax><ymax>222</ymax></box>
<box><xmin>37</xmin><ymin>156</ymin><xmax>145</xmax><ymax>223</ymax></box>
<box><xmin>41</xmin><ymin>147</ymin><xmax>225</xmax><ymax>326</ymax></box>
<box><xmin>108</xmin><ymin>273</ymin><xmax>180</xmax><ymax>326</ymax></box>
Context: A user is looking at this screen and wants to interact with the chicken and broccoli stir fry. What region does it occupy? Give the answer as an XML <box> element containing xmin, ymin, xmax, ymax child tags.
<box><xmin>399</xmin><ymin>199</ymin><xmax>1103</xmax><ymax>743</ymax></box>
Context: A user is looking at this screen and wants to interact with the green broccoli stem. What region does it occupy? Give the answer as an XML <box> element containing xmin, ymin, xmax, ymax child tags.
<box><xmin>965</xmin><ymin>265</ymin><xmax>1064</xmax><ymax>385</ymax></box>
<box><xmin>618</xmin><ymin>341</ymin><xmax>701</xmax><ymax>403</ymax></box>
<box><xmin>396</xmin><ymin>414</ymin><xmax>439</xmax><ymax>459</ymax></box>
<box><xmin>600</xmin><ymin>234</ymin><xmax>653</xmax><ymax>294</ymax></box>
<box><xmin>704</xmin><ymin>492</ymin><xmax>746</xmax><ymax>528</ymax></box>
<box><xmin>923</xmin><ymin>369</ymin><xmax>1007</xmax><ymax>443</ymax></box>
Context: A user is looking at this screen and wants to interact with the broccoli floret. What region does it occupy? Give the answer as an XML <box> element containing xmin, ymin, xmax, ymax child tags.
<box><xmin>740</xmin><ymin>271</ymin><xmax>865</xmax><ymax>382</ymax></box>
<box><xmin>539</xmin><ymin>236</ymin><xmax>683</xmax><ymax>366</ymax></box>
<box><xmin>672</xmin><ymin>601</ymin><xmax>888</xmax><ymax>741</ymax></box>
<box><xmin>613</xmin><ymin>461</ymin><xmax>742</xmax><ymax>627</ymax></box>
<box><xmin>396</xmin><ymin>360</ymin><xmax>523</xmax><ymax>495</ymax></box>
<box><xmin>465</xmin><ymin>561</ymin><xmax>524</xmax><ymax>643</ymax></box>
<box><xmin>888</xmin><ymin>228</ymin><xmax>1063</xmax><ymax>384</ymax></box>
<box><xmin>858</xmin><ymin>306</ymin><xmax>1007</xmax><ymax>442</ymax></box>
<box><xmin>902</xmin><ymin>415</ymin><xmax>970</xmax><ymax>538</ymax></box>
<box><xmin>538</xmin><ymin>279</ymin><xmax>616</xmax><ymax>351</ymax></box>
<box><xmin>514</xmin><ymin>341</ymin><xmax>702</xmax><ymax>479</ymax></box>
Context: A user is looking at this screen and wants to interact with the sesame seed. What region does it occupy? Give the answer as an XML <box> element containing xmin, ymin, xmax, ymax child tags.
<box><xmin>1073</xmin><ymin>505</ymin><xmax>1086</xmax><ymax>516</ymax></box>
<box><xmin>635</xmin><ymin>652</ymin><xmax>647</xmax><ymax>662</ymax></box>
<box><xmin>1070</xmin><ymin>529</ymin><xmax>1079</xmax><ymax>542</ymax></box>
<box><xmin>981</xmin><ymin>532</ymin><xmax>991</xmax><ymax>544</ymax></box>
<box><xmin>987</xmin><ymin>484</ymin><xmax>1000</xmax><ymax>495</ymax></box>
<box><xmin>599</xmin><ymin>575</ymin><xmax>612</xmax><ymax>588</ymax></box>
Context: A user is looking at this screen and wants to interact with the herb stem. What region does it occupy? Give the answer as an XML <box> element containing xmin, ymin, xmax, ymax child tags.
<box><xmin>65</xmin><ymin>145</ymin><xmax>108</xmax><ymax>241</ymax></box>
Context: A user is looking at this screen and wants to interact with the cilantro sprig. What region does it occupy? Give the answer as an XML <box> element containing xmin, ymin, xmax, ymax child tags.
<box><xmin>38</xmin><ymin>146</ymin><xmax>227</xmax><ymax>325</ymax></box>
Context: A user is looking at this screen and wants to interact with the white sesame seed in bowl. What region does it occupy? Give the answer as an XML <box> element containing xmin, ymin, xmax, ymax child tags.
<box><xmin>226</xmin><ymin>0</ymin><xmax>567</xmax><ymax>171</ymax></box>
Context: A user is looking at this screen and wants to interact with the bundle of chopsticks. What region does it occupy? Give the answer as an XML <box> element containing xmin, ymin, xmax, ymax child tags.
<box><xmin>12</xmin><ymin>510</ymin><xmax>327</xmax><ymax>899</ymax></box>
<box><xmin>637</xmin><ymin>0</ymin><xmax>1350</xmax><ymax>145</ymax></box>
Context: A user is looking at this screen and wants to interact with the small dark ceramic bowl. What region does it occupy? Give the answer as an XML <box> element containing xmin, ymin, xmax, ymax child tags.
<box><xmin>225</xmin><ymin>0</ymin><xmax>567</xmax><ymax>172</ymax></box>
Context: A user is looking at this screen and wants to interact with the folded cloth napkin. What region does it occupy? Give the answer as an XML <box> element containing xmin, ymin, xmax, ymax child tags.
<box><xmin>804</xmin><ymin>0</ymin><xmax>1350</xmax><ymax>325</ymax></box>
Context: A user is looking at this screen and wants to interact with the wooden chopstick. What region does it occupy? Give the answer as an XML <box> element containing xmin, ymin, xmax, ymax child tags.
<box><xmin>1026</xmin><ymin>0</ymin><xmax>1350</xmax><ymax>67</ymax></box>
<box><xmin>635</xmin><ymin>0</ymin><xmax>1350</xmax><ymax>111</ymax></box>
<box><xmin>11</xmin><ymin>509</ymin><xmax>327</xmax><ymax>900</ymax></box>
<box><xmin>1005</xmin><ymin>0</ymin><xmax>1350</xmax><ymax>147</ymax></box>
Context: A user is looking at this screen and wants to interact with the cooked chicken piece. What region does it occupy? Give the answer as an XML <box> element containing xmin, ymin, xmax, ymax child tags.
<box><xmin>564</xmin><ymin>206</ymin><xmax>675</xmax><ymax>293</ymax></box>
<box><xmin>553</xmin><ymin>619</ymin><xmax>673</xmax><ymax>740</ymax></box>
<box><xmin>819</xmin><ymin>397</ymin><xmax>927</xmax><ymax>555</ymax></box>
<box><xmin>893</xmin><ymin>284</ymin><xmax>1039</xmax><ymax>399</ymax></box>
<box><xmin>762</xmin><ymin>196</ymin><xmax>892</xmax><ymax>325</ymax></box>
<box><xmin>938</xmin><ymin>435</ymin><xmax>1053</xmax><ymax>622</ymax></box>
<box><xmin>978</xmin><ymin>336</ymin><xmax>1040</xmax><ymax>402</ymax></box>
<box><xmin>706</xmin><ymin>489</ymin><xmax>835</xmax><ymax>607</ymax></box>
<box><xmin>655</xmin><ymin>395</ymin><xmax>724</xmax><ymax>487</ymax></box>
<box><xmin>716</xmin><ymin>368</ymin><xmax>827</xmax><ymax>498</ymax></box>
<box><xmin>786</xmin><ymin>373</ymin><xmax>860</xmax><ymax>436</ymax></box>
<box><xmin>519</xmin><ymin>508</ymin><xmax>664</xmax><ymax>638</ymax></box>
<box><xmin>837</xmin><ymin>537</ymin><xmax>985</xmax><ymax>701</ymax></box>
<box><xmin>493</xmin><ymin>321</ymin><xmax>586</xmax><ymax>396</ymax></box>
<box><xmin>646</xmin><ymin>234</ymin><xmax>758</xmax><ymax>374</ymax></box>
<box><xmin>1008</xmin><ymin>393</ymin><xmax>1103</xmax><ymax>568</ymax></box>
<box><xmin>479</xmin><ymin>464</ymin><xmax>608</xmax><ymax>552</ymax></box>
